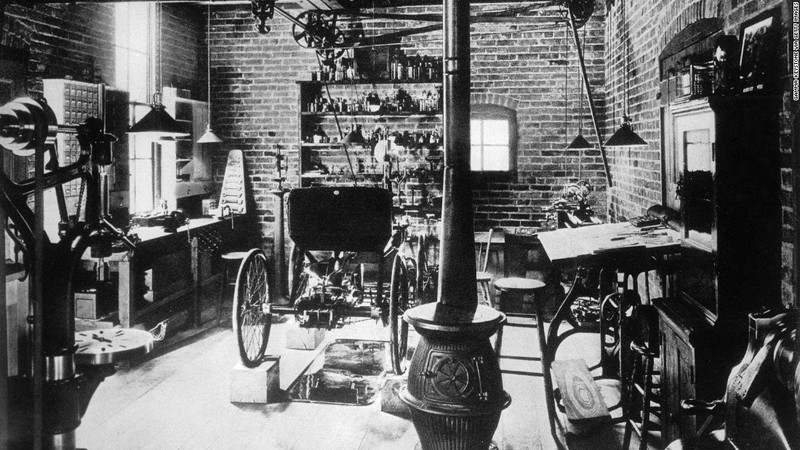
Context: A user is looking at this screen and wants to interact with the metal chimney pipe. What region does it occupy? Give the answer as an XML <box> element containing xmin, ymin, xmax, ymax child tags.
<box><xmin>399</xmin><ymin>1</ymin><xmax>509</xmax><ymax>448</ymax></box>
<box><xmin>437</xmin><ymin>0</ymin><xmax>477</xmax><ymax>312</ymax></box>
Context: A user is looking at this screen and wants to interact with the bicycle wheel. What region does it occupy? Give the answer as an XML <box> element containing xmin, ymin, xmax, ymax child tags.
<box><xmin>288</xmin><ymin>243</ymin><xmax>307</xmax><ymax>304</ymax></box>
<box><xmin>388</xmin><ymin>254</ymin><xmax>411</xmax><ymax>375</ymax></box>
<box><xmin>232</xmin><ymin>249</ymin><xmax>271</xmax><ymax>367</ymax></box>
<box><xmin>415</xmin><ymin>234</ymin><xmax>438</xmax><ymax>304</ymax></box>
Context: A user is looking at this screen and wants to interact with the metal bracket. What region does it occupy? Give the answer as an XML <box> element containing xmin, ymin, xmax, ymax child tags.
<box><xmin>252</xmin><ymin>0</ymin><xmax>275</xmax><ymax>35</ymax></box>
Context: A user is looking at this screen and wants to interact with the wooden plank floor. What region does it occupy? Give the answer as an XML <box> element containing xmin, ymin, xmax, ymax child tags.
<box><xmin>76</xmin><ymin>313</ymin><xmax>652</xmax><ymax>449</ymax></box>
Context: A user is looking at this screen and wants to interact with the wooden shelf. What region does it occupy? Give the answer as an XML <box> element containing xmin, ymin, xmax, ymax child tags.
<box><xmin>301</xmin><ymin>111</ymin><xmax>442</xmax><ymax>117</ymax></box>
<box><xmin>297</xmin><ymin>79</ymin><xmax>442</xmax><ymax>86</ymax></box>
<box><xmin>301</xmin><ymin>172</ymin><xmax>383</xmax><ymax>179</ymax></box>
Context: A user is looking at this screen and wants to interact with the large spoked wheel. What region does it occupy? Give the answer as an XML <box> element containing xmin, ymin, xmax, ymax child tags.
<box><xmin>233</xmin><ymin>249</ymin><xmax>272</xmax><ymax>368</ymax></box>
<box><xmin>388</xmin><ymin>254</ymin><xmax>412</xmax><ymax>375</ymax></box>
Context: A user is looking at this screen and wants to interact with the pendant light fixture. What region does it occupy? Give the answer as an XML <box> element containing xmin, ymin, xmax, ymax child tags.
<box><xmin>197</xmin><ymin>4</ymin><xmax>223</xmax><ymax>144</ymax></box>
<box><xmin>341</xmin><ymin>124</ymin><xmax>366</xmax><ymax>146</ymax></box>
<box><xmin>129</xmin><ymin>3</ymin><xmax>189</xmax><ymax>139</ymax></box>
<box><xmin>566</xmin><ymin>22</ymin><xmax>593</xmax><ymax>150</ymax></box>
<box><xmin>604</xmin><ymin>0</ymin><xmax>646</xmax><ymax>147</ymax></box>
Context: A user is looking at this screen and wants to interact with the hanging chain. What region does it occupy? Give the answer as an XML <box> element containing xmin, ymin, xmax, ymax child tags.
<box><xmin>578</xmin><ymin>24</ymin><xmax>587</xmax><ymax>181</ymax></box>
<box><xmin>75</xmin><ymin>178</ymin><xmax>86</xmax><ymax>222</ymax></box>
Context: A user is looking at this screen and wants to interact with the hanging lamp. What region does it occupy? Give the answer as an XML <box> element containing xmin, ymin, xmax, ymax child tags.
<box><xmin>604</xmin><ymin>0</ymin><xmax>646</xmax><ymax>147</ymax></box>
<box><xmin>342</xmin><ymin>124</ymin><xmax>366</xmax><ymax>146</ymax></box>
<box><xmin>605</xmin><ymin>115</ymin><xmax>647</xmax><ymax>146</ymax></box>
<box><xmin>129</xmin><ymin>3</ymin><xmax>188</xmax><ymax>139</ymax></box>
<box><xmin>197</xmin><ymin>4</ymin><xmax>223</xmax><ymax>144</ymax></box>
<box><xmin>566</xmin><ymin>22</ymin><xmax>594</xmax><ymax>150</ymax></box>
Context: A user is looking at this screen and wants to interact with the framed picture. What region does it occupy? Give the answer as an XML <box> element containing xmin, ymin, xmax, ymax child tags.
<box><xmin>738</xmin><ymin>8</ymin><xmax>781</xmax><ymax>93</ymax></box>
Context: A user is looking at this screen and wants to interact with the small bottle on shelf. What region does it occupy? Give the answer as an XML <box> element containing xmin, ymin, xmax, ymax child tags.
<box><xmin>312</xmin><ymin>125</ymin><xmax>327</xmax><ymax>144</ymax></box>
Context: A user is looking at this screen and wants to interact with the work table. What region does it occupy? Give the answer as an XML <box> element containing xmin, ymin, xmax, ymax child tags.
<box><xmin>80</xmin><ymin>214</ymin><xmax>252</xmax><ymax>330</ymax></box>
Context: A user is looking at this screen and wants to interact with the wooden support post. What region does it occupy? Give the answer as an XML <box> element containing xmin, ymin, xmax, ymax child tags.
<box><xmin>118</xmin><ymin>257</ymin><xmax>135</xmax><ymax>329</ymax></box>
<box><xmin>191</xmin><ymin>236</ymin><xmax>201</xmax><ymax>328</ymax></box>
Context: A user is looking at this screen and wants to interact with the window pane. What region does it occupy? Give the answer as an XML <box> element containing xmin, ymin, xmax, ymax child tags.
<box><xmin>482</xmin><ymin>120</ymin><xmax>509</xmax><ymax>145</ymax></box>
<box><xmin>114</xmin><ymin>3</ymin><xmax>129</xmax><ymax>48</ymax></box>
<box><xmin>132</xmin><ymin>159</ymin><xmax>153</xmax><ymax>212</ymax></box>
<box><xmin>471</xmin><ymin>145</ymin><xmax>482</xmax><ymax>171</ymax></box>
<box><xmin>128</xmin><ymin>52</ymin><xmax>148</xmax><ymax>102</ymax></box>
<box><xmin>127</xmin><ymin>6</ymin><xmax>150</xmax><ymax>53</ymax></box>
<box><xmin>483</xmin><ymin>145</ymin><xmax>509</xmax><ymax>171</ymax></box>
<box><xmin>470</xmin><ymin>120</ymin><xmax>481</xmax><ymax>143</ymax></box>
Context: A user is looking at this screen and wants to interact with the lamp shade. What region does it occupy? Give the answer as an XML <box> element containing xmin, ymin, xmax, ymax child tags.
<box><xmin>565</xmin><ymin>133</ymin><xmax>593</xmax><ymax>150</ymax></box>
<box><xmin>197</xmin><ymin>124</ymin><xmax>223</xmax><ymax>144</ymax></box>
<box><xmin>342</xmin><ymin>126</ymin><xmax>366</xmax><ymax>146</ymax></box>
<box><xmin>604</xmin><ymin>116</ymin><xmax>647</xmax><ymax>147</ymax></box>
<box><xmin>128</xmin><ymin>101</ymin><xmax>189</xmax><ymax>139</ymax></box>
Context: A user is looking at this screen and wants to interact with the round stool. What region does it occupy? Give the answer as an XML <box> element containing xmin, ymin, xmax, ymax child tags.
<box><xmin>218</xmin><ymin>251</ymin><xmax>250</xmax><ymax>326</ymax></box>
<box><xmin>476</xmin><ymin>270</ymin><xmax>494</xmax><ymax>307</ymax></box>
<box><xmin>493</xmin><ymin>277</ymin><xmax>546</xmax><ymax>355</ymax></box>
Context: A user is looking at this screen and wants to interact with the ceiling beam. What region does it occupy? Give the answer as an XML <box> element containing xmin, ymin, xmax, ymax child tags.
<box><xmin>1</xmin><ymin>0</ymin><xmax>555</xmax><ymax>7</ymax></box>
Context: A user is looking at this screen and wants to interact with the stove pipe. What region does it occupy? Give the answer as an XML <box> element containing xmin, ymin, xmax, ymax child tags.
<box><xmin>399</xmin><ymin>0</ymin><xmax>510</xmax><ymax>448</ymax></box>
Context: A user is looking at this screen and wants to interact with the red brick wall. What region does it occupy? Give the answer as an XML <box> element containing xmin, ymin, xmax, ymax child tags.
<box><xmin>604</xmin><ymin>0</ymin><xmax>796</xmax><ymax>305</ymax></box>
<box><xmin>209</xmin><ymin>3</ymin><xmax>608</xmax><ymax>252</ymax></box>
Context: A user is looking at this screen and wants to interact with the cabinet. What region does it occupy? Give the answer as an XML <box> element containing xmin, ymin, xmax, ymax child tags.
<box><xmin>658</xmin><ymin>94</ymin><xmax>782</xmax><ymax>444</ymax></box>
<box><xmin>41</xmin><ymin>79</ymin><xmax>130</xmax><ymax>231</ymax></box>
<box><xmin>297</xmin><ymin>80</ymin><xmax>444</xmax><ymax>191</ymax></box>
<box><xmin>160</xmin><ymin>87</ymin><xmax>214</xmax><ymax>207</ymax></box>
<box><xmin>655</xmin><ymin>297</ymin><xmax>725</xmax><ymax>444</ymax></box>
<box><xmin>669</xmin><ymin>96</ymin><xmax>782</xmax><ymax>325</ymax></box>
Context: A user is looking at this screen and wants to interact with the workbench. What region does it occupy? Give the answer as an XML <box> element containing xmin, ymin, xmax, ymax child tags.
<box><xmin>80</xmin><ymin>215</ymin><xmax>251</xmax><ymax>330</ymax></box>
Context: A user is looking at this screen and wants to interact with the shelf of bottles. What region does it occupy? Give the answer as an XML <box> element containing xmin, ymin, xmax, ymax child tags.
<box><xmin>298</xmin><ymin>50</ymin><xmax>445</xmax><ymax>197</ymax></box>
<box><xmin>309</xmin><ymin>50</ymin><xmax>443</xmax><ymax>84</ymax></box>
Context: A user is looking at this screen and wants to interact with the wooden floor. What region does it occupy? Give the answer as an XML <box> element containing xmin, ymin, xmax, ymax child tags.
<box><xmin>76</xmin><ymin>313</ymin><xmax>652</xmax><ymax>449</ymax></box>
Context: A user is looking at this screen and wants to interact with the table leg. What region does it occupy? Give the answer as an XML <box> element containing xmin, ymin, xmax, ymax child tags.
<box><xmin>118</xmin><ymin>257</ymin><xmax>134</xmax><ymax>329</ymax></box>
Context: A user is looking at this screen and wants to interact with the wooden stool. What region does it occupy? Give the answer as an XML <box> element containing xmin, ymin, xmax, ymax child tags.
<box><xmin>218</xmin><ymin>251</ymin><xmax>250</xmax><ymax>326</ymax></box>
<box><xmin>623</xmin><ymin>305</ymin><xmax>661</xmax><ymax>450</ymax></box>
<box><xmin>476</xmin><ymin>270</ymin><xmax>493</xmax><ymax>307</ymax></box>
<box><xmin>475</xmin><ymin>228</ymin><xmax>497</xmax><ymax>307</ymax></box>
<box><xmin>493</xmin><ymin>277</ymin><xmax>546</xmax><ymax>355</ymax></box>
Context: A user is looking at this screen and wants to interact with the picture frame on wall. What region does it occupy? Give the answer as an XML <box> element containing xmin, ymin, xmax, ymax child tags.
<box><xmin>738</xmin><ymin>8</ymin><xmax>781</xmax><ymax>93</ymax></box>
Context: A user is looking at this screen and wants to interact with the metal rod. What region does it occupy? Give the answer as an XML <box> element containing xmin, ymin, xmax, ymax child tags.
<box><xmin>567</xmin><ymin>11</ymin><xmax>612</xmax><ymax>187</ymax></box>
<box><xmin>0</xmin><ymin>0</ymin><xmax>7</xmax><ymax>435</ymax></box>
<box><xmin>33</xmin><ymin>138</ymin><xmax>44</xmax><ymax>450</ymax></box>
<box><xmin>437</xmin><ymin>0</ymin><xmax>476</xmax><ymax>312</ymax></box>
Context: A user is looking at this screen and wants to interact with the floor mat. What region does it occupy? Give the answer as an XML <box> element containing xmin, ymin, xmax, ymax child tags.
<box><xmin>286</xmin><ymin>339</ymin><xmax>389</xmax><ymax>405</ymax></box>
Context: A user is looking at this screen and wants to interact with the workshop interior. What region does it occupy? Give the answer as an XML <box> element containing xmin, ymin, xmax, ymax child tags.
<box><xmin>1</xmin><ymin>0</ymin><xmax>799</xmax><ymax>448</ymax></box>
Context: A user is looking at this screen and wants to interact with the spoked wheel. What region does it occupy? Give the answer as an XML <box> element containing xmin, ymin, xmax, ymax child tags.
<box><xmin>288</xmin><ymin>243</ymin><xmax>309</xmax><ymax>305</ymax></box>
<box><xmin>291</xmin><ymin>11</ymin><xmax>346</xmax><ymax>59</ymax></box>
<box><xmin>388</xmin><ymin>254</ymin><xmax>412</xmax><ymax>375</ymax></box>
<box><xmin>233</xmin><ymin>249</ymin><xmax>272</xmax><ymax>368</ymax></box>
<box><xmin>415</xmin><ymin>234</ymin><xmax>438</xmax><ymax>304</ymax></box>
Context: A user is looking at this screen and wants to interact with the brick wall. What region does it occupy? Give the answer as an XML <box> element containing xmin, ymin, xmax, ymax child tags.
<box><xmin>604</xmin><ymin>0</ymin><xmax>796</xmax><ymax>305</ymax></box>
<box><xmin>2</xmin><ymin>3</ymin><xmax>204</xmax><ymax>102</ymax></box>
<box><xmin>209</xmin><ymin>3</ymin><xmax>608</xmax><ymax>254</ymax></box>
<box><xmin>2</xmin><ymin>4</ymin><xmax>116</xmax><ymax>96</ymax></box>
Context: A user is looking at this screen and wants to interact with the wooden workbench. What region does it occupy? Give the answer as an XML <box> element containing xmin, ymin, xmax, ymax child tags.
<box><xmin>82</xmin><ymin>215</ymin><xmax>251</xmax><ymax>330</ymax></box>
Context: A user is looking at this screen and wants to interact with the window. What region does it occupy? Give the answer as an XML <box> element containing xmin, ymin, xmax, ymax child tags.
<box><xmin>115</xmin><ymin>3</ymin><xmax>158</xmax><ymax>213</ymax></box>
<box><xmin>470</xmin><ymin>104</ymin><xmax>517</xmax><ymax>177</ymax></box>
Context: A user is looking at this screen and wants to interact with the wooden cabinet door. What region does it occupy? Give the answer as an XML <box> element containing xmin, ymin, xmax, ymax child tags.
<box><xmin>660</xmin><ymin>322</ymin><xmax>697</xmax><ymax>444</ymax></box>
